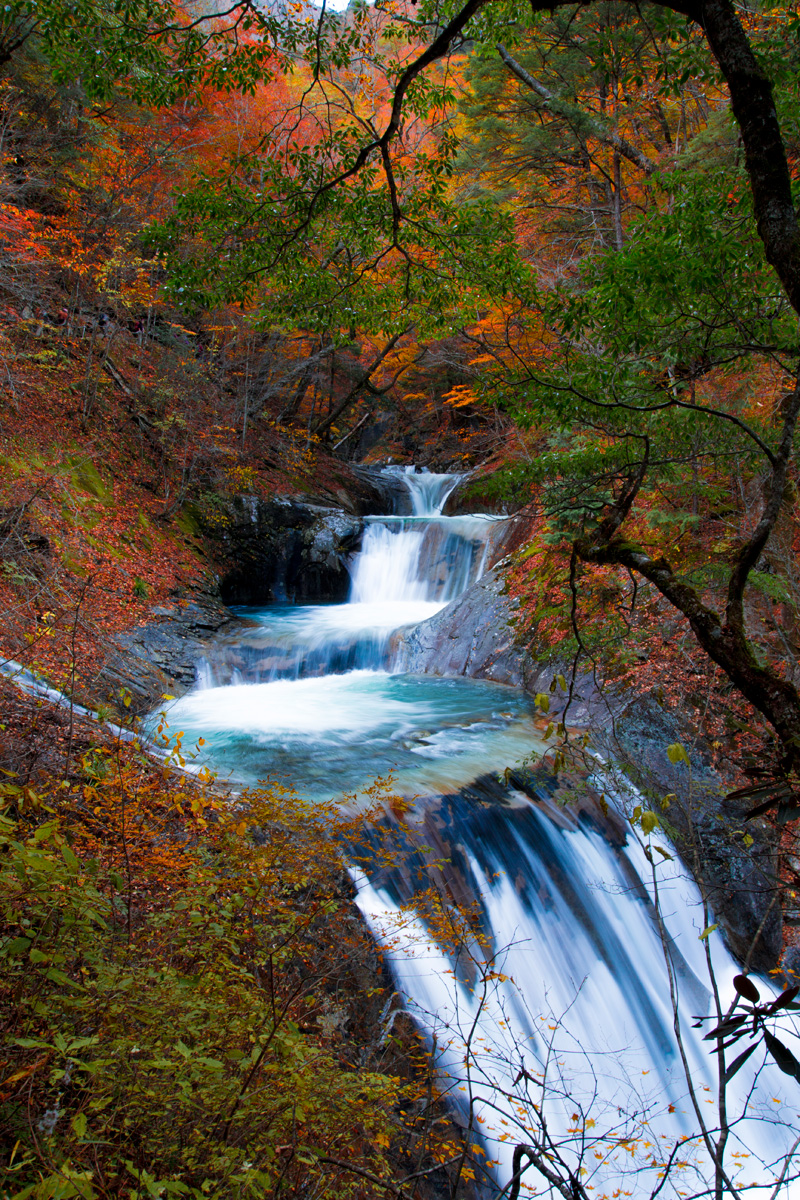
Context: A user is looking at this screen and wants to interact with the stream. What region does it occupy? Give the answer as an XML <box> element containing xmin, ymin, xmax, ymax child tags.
<box><xmin>163</xmin><ymin>467</ymin><xmax>800</xmax><ymax>1198</ymax></box>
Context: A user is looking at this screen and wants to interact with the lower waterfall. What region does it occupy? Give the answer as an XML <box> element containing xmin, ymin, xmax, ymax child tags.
<box><xmin>163</xmin><ymin>468</ymin><xmax>800</xmax><ymax>1198</ymax></box>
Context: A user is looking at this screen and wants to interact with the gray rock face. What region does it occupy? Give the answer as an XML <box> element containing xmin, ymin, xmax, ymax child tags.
<box><xmin>393</xmin><ymin>565</ymin><xmax>782</xmax><ymax>972</ymax></box>
<box><xmin>606</xmin><ymin>699</ymin><xmax>782</xmax><ymax>972</ymax></box>
<box><xmin>393</xmin><ymin>567</ymin><xmax>618</xmax><ymax>724</ymax></box>
<box><xmin>393</xmin><ymin>567</ymin><xmax>530</xmax><ymax>686</ymax></box>
<box><xmin>205</xmin><ymin>496</ymin><xmax>363</xmax><ymax>605</ymax></box>
<box><xmin>97</xmin><ymin>592</ymin><xmax>234</xmax><ymax>711</ymax></box>
<box><xmin>347</xmin><ymin>465</ymin><xmax>413</xmax><ymax>515</ymax></box>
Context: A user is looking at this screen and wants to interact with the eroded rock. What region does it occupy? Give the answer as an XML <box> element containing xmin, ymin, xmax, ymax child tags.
<box><xmin>201</xmin><ymin>496</ymin><xmax>363</xmax><ymax>605</ymax></box>
<box><xmin>606</xmin><ymin>696</ymin><xmax>782</xmax><ymax>972</ymax></box>
<box><xmin>393</xmin><ymin>567</ymin><xmax>782</xmax><ymax>971</ymax></box>
<box><xmin>97</xmin><ymin>591</ymin><xmax>234</xmax><ymax>711</ymax></box>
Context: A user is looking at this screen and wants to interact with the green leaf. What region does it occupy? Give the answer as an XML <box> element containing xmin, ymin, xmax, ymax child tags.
<box><xmin>724</xmin><ymin>1042</ymin><xmax>758</xmax><ymax>1085</ymax></box>
<box><xmin>733</xmin><ymin>974</ymin><xmax>761</xmax><ymax>1004</ymax></box>
<box><xmin>764</xmin><ymin>1030</ymin><xmax>800</xmax><ymax>1081</ymax></box>
<box><xmin>3</xmin><ymin>936</ymin><xmax>32</xmax><ymax>957</ymax></box>
<box><xmin>71</xmin><ymin>1112</ymin><xmax>88</xmax><ymax>1138</ymax></box>
<box><xmin>62</xmin><ymin>844</ymin><xmax>81</xmax><ymax>874</ymax></box>
<box><xmin>47</xmin><ymin>968</ymin><xmax>80</xmax><ymax>988</ymax></box>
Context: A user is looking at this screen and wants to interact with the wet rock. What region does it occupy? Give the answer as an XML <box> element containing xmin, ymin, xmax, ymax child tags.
<box><xmin>441</xmin><ymin>477</ymin><xmax>507</xmax><ymax>516</ymax></box>
<box><xmin>606</xmin><ymin>696</ymin><xmax>782</xmax><ymax>972</ymax></box>
<box><xmin>780</xmin><ymin>945</ymin><xmax>800</xmax><ymax>984</ymax></box>
<box><xmin>198</xmin><ymin>495</ymin><xmax>363</xmax><ymax>605</ymax></box>
<box><xmin>282</xmin><ymin>462</ymin><xmax>401</xmax><ymax>516</ymax></box>
<box><xmin>392</xmin><ymin>566</ymin><xmax>600</xmax><ymax>719</ymax></box>
<box><xmin>393</xmin><ymin>568</ymin><xmax>529</xmax><ymax>685</ymax></box>
<box><xmin>96</xmin><ymin>591</ymin><xmax>234</xmax><ymax>712</ymax></box>
<box><xmin>347</xmin><ymin>464</ymin><xmax>414</xmax><ymax>515</ymax></box>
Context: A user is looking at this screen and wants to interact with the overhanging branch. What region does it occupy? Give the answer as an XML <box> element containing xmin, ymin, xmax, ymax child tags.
<box><xmin>497</xmin><ymin>43</ymin><xmax>656</xmax><ymax>176</ymax></box>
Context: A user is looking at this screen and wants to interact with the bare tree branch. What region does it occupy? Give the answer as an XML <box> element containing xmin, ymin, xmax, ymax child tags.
<box><xmin>312</xmin><ymin>327</ymin><xmax>411</xmax><ymax>437</ymax></box>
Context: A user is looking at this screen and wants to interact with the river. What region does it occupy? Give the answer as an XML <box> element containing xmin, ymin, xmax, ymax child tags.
<box><xmin>163</xmin><ymin>467</ymin><xmax>800</xmax><ymax>1198</ymax></box>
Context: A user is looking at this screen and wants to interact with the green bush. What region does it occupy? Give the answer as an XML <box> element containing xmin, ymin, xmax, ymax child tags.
<box><xmin>1</xmin><ymin>788</ymin><xmax>399</xmax><ymax>1200</ymax></box>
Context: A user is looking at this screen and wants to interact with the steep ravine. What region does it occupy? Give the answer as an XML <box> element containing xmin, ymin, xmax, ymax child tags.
<box><xmin>100</xmin><ymin>473</ymin><xmax>782</xmax><ymax>974</ymax></box>
<box><xmin>49</xmin><ymin>465</ymin><xmax>793</xmax><ymax>1198</ymax></box>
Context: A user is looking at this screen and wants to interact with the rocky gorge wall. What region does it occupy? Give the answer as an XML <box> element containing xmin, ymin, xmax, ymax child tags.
<box><xmin>96</xmin><ymin>496</ymin><xmax>367</xmax><ymax>708</ymax></box>
<box><xmin>95</xmin><ymin>487</ymin><xmax>783</xmax><ymax>976</ymax></box>
<box><xmin>208</xmin><ymin>496</ymin><xmax>363</xmax><ymax>606</ymax></box>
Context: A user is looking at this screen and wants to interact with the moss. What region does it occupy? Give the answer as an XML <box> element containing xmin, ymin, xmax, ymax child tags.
<box><xmin>67</xmin><ymin>455</ymin><xmax>114</xmax><ymax>504</ymax></box>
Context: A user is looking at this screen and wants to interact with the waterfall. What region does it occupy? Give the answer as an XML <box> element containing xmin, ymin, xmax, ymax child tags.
<box><xmin>349</xmin><ymin>522</ymin><xmax>434</xmax><ymax>605</ymax></box>
<box><xmin>350</xmin><ymin>516</ymin><xmax>508</xmax><ymax>609</ymax></box>
<box><xmin>352</xmin><ymin>783</ymin><xmax>782</xmax><ymax>1195</ymax></box>
<box><xmin>350</xmin><ymin>466</ymin><xmax>504</xmax><ymax>607</ymax></box>
<box><xmin>162</xmin><ymin>468</ymin><xmax>800</xmax><ymax>1198</ymax></box>
<box><xmin>382</xmin><ymin>464</ymin><xmax>463</xmax><ymax>515</ymax></box>
<box><xmin>198</xmin><ymin>468</ymin><xmax>508</xmax><ymax>686</ymax></box>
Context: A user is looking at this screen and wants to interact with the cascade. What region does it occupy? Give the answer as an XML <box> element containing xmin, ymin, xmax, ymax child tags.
<box><xmin>197</xmin><ymin>467</ymin><xmax>508</xmax><ymax>687</ymax></box>
<box><xmin>163</xmin><ymin>467</ymin><xmax>800</xmax><ymax>1198</ymax></box>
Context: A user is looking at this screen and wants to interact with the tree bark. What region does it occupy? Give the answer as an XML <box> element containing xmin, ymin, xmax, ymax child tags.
<box><xmin>575</xmin><ymin>381</ymin><xmax>800</xmax><ymax>764</ymax></box>
<box><xmin>311</xmin><ymin>328</ymin><xmax>408</xmax><ymax>439</ymax></box>
<box><xmin>496</xmin><ymin>44</ymin><xmax>656</xmax><ymax>176</ymax></box>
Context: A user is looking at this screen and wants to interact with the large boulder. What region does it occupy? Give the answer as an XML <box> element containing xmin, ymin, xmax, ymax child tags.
<box><xmin>200</xmin><ymin>496</ymin><xmax>363</xmax><ymax>605</ymax></box>
<box><xmin>393</xmin><ymin>566</ymin><xmax>611</xmax><ymax>724</ymax></box>
<box><xmin>392</xmin><ymin>567</ymin><xmax>530</xmax><ymax>685</ymax></box>
<box><xmin>347</xmin><ymin>465</ymin><xmax>414</xmax><ymax>515</ymax></box>
<box><xmin>96</xmin><ymin>590</ymin><xmax>234</xmax><ymax>711</ymax></box>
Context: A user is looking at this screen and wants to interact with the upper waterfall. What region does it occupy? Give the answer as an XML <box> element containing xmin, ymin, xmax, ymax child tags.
<box><xmin>196</xmin><ymin>468</ymin><xmax>512</xmax><ymax>686</ymax></box>
<box><xmin>382</xmin><ymin>465</ymin><xmax>463</xmax><ymax>515</ymax></box>
<box><xmin>349</xmin><ymin>467</ymin><xmax>507</xmax><ymax>608</ymax></box>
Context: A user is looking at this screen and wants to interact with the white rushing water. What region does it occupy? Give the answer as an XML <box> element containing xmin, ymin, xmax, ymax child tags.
<box><xmin>355</xmin><ymin>786</ymin><xmax>800</xmax><ymax>1197</ymax></box>
<box><xmin>163</xmin><ymin>466</ymin><xmax>800</xmax><ymax>1198</ymax></box>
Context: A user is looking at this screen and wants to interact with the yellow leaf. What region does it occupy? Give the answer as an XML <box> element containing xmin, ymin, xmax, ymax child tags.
<box><xmin>640</xmin><ymin>811</ymin><xmax>659</xmax><ymax>836</ymax></box>
<box><xmin>667</xmin><ymin>742</ymin><xmax>690</xmax><ymax>766</ymax></box>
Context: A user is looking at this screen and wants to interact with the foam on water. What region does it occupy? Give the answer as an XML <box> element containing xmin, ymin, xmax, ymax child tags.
<box><xmin>166</xmin><ymin>669</ymin><xmax>537</xmax><ymax>793</ymax></box>
<box><xmin>382</xmin><ymin>464</ymin><xmax>463</xmax><ymax>515</ymax></box>
<box><xmin>161</xmin><ymin>467</ymin><xmax>800</xmax><ymax>1198</ymax></box>
<box><xmin>353</xmin><ymin>788</ymin><xmax>800</xmax><ymax>1196</ymax></box>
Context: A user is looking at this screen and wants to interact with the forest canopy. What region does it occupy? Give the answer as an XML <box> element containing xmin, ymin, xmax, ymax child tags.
<box><xmin>1</xmin><ymin>0</ymin><xmax>800</xmax><ymax>770</ymax></box>
<box><xmin>148</xmin><ymin>0</ymin><xmax>800</xmax><ymax>784</ymax></box>
<box><xmin>3</xmin><ymin>1</ymin><xmax>800</xmax><ymax>1198</ymax></box>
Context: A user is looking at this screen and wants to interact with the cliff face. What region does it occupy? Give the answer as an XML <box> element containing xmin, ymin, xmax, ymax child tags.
<box><xmin>392</xmin><ymin>568</ymin><xmax>527</xmax><ymax>686</ymax></box>
<box><xmin>201</xmin><ymin>496</ymin><xmax>363</xmax><ymax>606</ymax></box>
<box><xmin>95</xmin><ymin>497</ymin><xmax>363</xmax><ymax>708</ymax></box>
